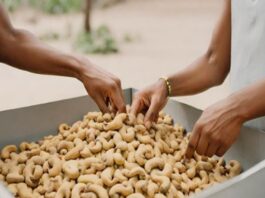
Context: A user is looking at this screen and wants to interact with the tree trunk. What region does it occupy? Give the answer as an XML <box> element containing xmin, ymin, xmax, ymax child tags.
<box><xmin>84</xmin><ymin>0</ymin><xmax>92</xmax><ymax>33</ymax></box>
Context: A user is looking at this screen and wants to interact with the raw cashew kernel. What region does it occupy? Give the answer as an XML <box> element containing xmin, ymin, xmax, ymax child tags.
<box><xmin>105</xmin><ymin>113</ymin><xmax>127</xmax><ymax>130</ymax></box>
<box><xmin>126</xmin><ymin>166</ymin><xmax>146</xmax><ymax>179</ymax></box>
<box><xmin>87</xmin><ymin>184</ymin><xmax>109</xmax><ymax>198</ymax></box>
<box><xmin>120</xmin><ymin>126</ymin><xmax>135</xmax><ymax>143</ymax></box>
<box><xmin>24</xmin><ymin>163</ymin><xmax>43</xmax><ymax>187</ymax></box>
<box><xmin>48</xmin><ymin>155</ymin><xmax>62</xmax><ymax>177</ymax></box>
<box><xmin>98</xmin><ymin>136</ymin><xmax>114</xmax><ymax>150</ymax></box>
<box><xmin>127</xmin><ymin>193</ymin><xmax>145</xmax><ymax>198</ymax></box>
<box><xmin>17</xmin><ymin>183</ymin><xmax>33</xmax><ymax>198</ymax></box>
<box><xmin>80</xmin><ymin>192</ymin><xmax>97</xmax><ymax>198</ymax></box>
<box><xmin>102</xmin><ymin>149</ymin><xmax>115</xmax><ymax>166</ymax></box>
<box><xmin>196</xmin><ymin>161</ymin><xmax>213</xmax><ymax>171</ymax></box>
<box><xmin>155</xmin><ymin>194</ymin><xmax>167</xmax><ymax>198</ymax></box>
<box><xmin>113</xmin><ymin>132</ymin><xmax>128</xmax><ymax>151</ymax></box>
<box><xmin>145</xmin><ymin>157</ymin><xmax>165</xmax><ymax>173</ymax></box>
<box><xmin>114</xmin><ymin>169</ymin><xmax>127</xmax><ymax>183</ymax></box>
<box><xmin>63</xmin><ymin>160</ymin><xmax>80</xmax><ymax>179</ymax></box>
<box><xmin>65</xmin><ymin>138</ymin><xmax>84</xmax><ymax>160</ymax></box>
<box><xmin>135</xmin><ymin>144</ymin><xmax>148</xmax><ymax>166</ymax></box>
<box><xmin>78</xmin><ymin>174</ymin><xmax>103</xmax><ymax>186</ymax></box>
<box><xmin>80</xmin><ymin>146</ymin><xmax>93</xmax><ymax>158</ymax></box>
<box><xmin>113</xmin><ymin>152</ymin><xmax>125</xmax><ymax>165</ymax></box>
<box><xmin>109</xmin><ymin>183</ymin><xmax>133</xmax><ymax>197</ymax></box>
<box><xmin>6</xmin><ymin>164</ymin><xmax>24</xmax><ymax>183</ymax></box>
<box><xmin>199</xmin><ymin>170</ymin><xmax>209</xmax><ymax>185</ymax></box>
<box><xmin>103</xmin><ymin>113</ymin><xmax>112</xmax><ymax>122</ymax></box>
<box><xmin>136</xmin><ymin>133</ymin><xmax>154</xmax><ymax>145</ymax></box>
<box><xmin>57</xmin><ymin>141</ymin><xmax>74</xmax><ymax>152</ymax></box>
<box><xmin>187</xmin><ymin>166</ymin><xmax>196</xmax><ymax>179</ymax></box>
<box><xmin>80</xmin><ymin>157</ymin><xmax>105</xmax><ymax>174</ymax></box>
<box><xmin>72</xmin><ymin>183</ymin><xmax>87</xmax><ymax>198</ymax></box>
<box><xmin>135</xmin><ymin>180</ymin><xmax>148</xmax><ymax>194</ymax></box>
<box><xmin>88</xmin><ymin>141</ymin><xmax>102</xmax><ymax>154</ymax></box>
<box><xmin>55</xmin><ymin>181</ymin><xmax>73</xmax><ymax>198</ymax></box>
<box><xmin>147</xmin><ymin>180</ymin><xmax>159</xmax><ymax>197</ymax></box>
<box><xmin>151</xmin><ymin>172</ymin><xmax>170</xmax><ymax>193</ymax></box>
<box><xmin>227</xmin><ymin>160</ymin><xmax>241</xmax><ymax>177</ymax></box>
<box><xmin>101</xmin><ymin>167</ymin><xmax>118</xmax><ymax>187</ymax></box>
<box><xmin>7</xmin><ymin>184</ymin><xmax>17</xmax><ymax>196</ymax></box>
<box><xmin>1</xmin><ymin>145</ymin><xmax>17</xmax><ymax>159</ymax></box>
<box><xmin>59</xmin><ymin>123</ymin><xmax>70</xmax><ymax>134</ymax></box>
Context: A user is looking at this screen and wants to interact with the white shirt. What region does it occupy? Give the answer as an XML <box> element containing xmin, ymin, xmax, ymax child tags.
<box><xmin>231</xmin><ymin>0</ymin><xmax>265</xmax><ymax>130</ymax></box>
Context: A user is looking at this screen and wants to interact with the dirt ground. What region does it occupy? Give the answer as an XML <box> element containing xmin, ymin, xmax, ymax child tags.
<box><xmin>0</xmin><ymin>0</ymin><xmax>230</xmax><ymax>111</ymax></box>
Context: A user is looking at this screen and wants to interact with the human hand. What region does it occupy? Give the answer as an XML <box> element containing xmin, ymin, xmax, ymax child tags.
<box><xmin>185</xmin><ymin>96</ymin><xmax>245</xmax><ymax>158</ymax></box>
<box><xmin>131</xmin><ymin>79</ymin><xmax>168</xmax><ymax>127</ymax></box>
<box><xmin>78</xmin><ymin>59</ymin><xmax>126</xmax><ymax>113</ymax></box>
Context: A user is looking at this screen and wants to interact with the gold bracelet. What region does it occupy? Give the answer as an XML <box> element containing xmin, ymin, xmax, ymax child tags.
<box><xmin>160</xmin><ymin>77</ymin><xmax>172</xmax><ymax>97</ymax></box>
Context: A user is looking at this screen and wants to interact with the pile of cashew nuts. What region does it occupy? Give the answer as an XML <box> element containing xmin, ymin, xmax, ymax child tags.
<box><xmin>0</xmin><ymin>110</ymin><xmax>241</xmax><ymax>198</ymax></box>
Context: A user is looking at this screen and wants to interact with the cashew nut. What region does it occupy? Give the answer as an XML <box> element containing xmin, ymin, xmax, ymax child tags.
<box><xmin>145</xmin><ymin>157</ymin><xmax>165</xmax><ymax>173</ymax></box>
<box><xmin>227</xmin><ymin>160</ymin><xmax>241</xmax><ymax>177</ymax></box>
<box><xmin>64</xmin><ymin>139</ymin><xmax>84</xmax><ymax>160</ymax></box>
<box><xmin>78</xmin><ymin>174</ymin><xmax>103</xmax><ymax>186</ymax></box>
<box><xmin>6</xmin><ymin>164</ymin><xmax>24</xmax><ymax>183</ymax></box>
<box><xmin>101</xmin><ymin>167</ymin><xmax>118</xmax><ymax>187</ymax></box>
<box><xmin>1</xmin><ymin>145</ymin><xmax>17</xmax><ymax>159</ymax></box>
<box><xmin>17</xmin><ymin>183</ymin><xmax>33</xmax><ymax>198</ymax></box>
<box><xmin>127</xmin><ymin>193</ymin><xmax>145</xmax><ymax>198</ymax></box>
<box><xmin>72</xmin><ymin>183</ymin><xmax>87</xmax><ymax>198</ymax></box>
<box><xmin>109</xmin><ymin>183</ymin><xmax>133</xmax><ymax>197</ymax></box>
<box><xmin>87</xmin><ymin>184</ymin><xmax>109</xmax><ymax>198</ymax></box>
<box><xmin>63</xmin><ymin>160</ymin><xmax>80</xmax><ymax>179</ymax></box>
<box><xmin>105</xmin><ymin>113</ymin><xmax>127</xmax><ymax>130</ymax></box>
<box><xmin>48</xmin><ymin>155</ymin><xmax>62</xmax><ymax>177</ymax></box>
<box><xmin>55</xmin><ymin>181</ymin><xmax>73</xmax><ymax>198</ymax></box>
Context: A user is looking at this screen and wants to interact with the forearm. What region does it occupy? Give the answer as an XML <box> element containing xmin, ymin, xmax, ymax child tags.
<box><xmin>168</xmin><ymin>52</ymin><xmax>228</xmax><ymax>96</ymax></box>
<box><xmin>0</xmin><ymin>29</ymin><xmax>84</xmax><ymax>80</ymax></box>
<box><xmin>0</xmin><ymin>4</ymin><xmax>126</xmax><ymax>113</ymax></box>
<box><xmin>229</xmin><ymin>79</ymin><xmax>265</xmax><ymax>122</ymax></box>
<box><xmin>168</xmin><ymin>0</ymin><xmax>231</xmax><ymax>97</ymax></box>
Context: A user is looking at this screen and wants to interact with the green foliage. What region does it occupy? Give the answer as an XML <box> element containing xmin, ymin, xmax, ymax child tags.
<box><xmin>28</xmin><ymin>0</ymin><xmax>83</xmax><ymax>14</ymax></box>
<box><xmin>1</xmin><ymin>0</ymin><xmax>21</xmax><ymax>12</ymax></box>
<box><xmin>75</xmin><ymin>25</ymin><xmax>119</xmax><ymax>54</ymax></box>
<box><xmin>1</xmin><ymin>0</ymin><xmax>82</xmax><ymax>14</ymax></box>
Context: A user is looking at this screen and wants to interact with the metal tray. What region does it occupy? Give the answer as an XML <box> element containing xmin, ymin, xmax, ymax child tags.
<box><xmin>0</xmin><ymin>88</ymin><xmax>265</xmax><ymax>197</ymax></box>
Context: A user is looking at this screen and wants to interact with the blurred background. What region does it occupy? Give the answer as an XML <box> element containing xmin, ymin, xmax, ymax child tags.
<box><xmin>0</xmin><ymin>0</ymin><xmax>229</xmax><ymax>111</ymax></box>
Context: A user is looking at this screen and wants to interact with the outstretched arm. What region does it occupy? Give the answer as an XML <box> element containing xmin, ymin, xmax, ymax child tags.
<box><xmin>0</xmin><ymin>4</ymin><xmax>125</xmax><ymax>113</ymax></box>
<box><xmin>131</xmin><ymin>0</ymin><xmax>231</xmax><ymax>123</ymax></box>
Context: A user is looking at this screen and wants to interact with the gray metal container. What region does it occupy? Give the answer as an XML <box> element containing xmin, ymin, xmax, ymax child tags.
<box><xmin>0</xmin><ymin>88</ymin><xmax>264</xmax><ymax>197</ymax></box>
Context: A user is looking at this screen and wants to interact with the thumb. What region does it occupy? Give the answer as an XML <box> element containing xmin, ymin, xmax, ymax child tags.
<box><xmin>130</xmin><ymin>96</ymin><xmax>143</xmax><ymax>116</ymax></box>
<box><xmin>144</xmin><ymin>96</ymin><xmax>162</xmax><ymax>124</ymax></box>
<box><xmin>111</xmin><ymin>87</ymin><xmax>126</xmax><ymax>113</ymax></box>
<box><xmin>93</xmin><ymin>94</ymin><xmax>110</xmax><ymax>113</ymax></box>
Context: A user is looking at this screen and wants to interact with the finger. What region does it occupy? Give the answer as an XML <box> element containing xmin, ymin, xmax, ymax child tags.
<box><xmin>111</xmin><ymin>87</ymin><xmax>126</xmax><ymax>113</ymax></box>
<box><xmin>216</xmin><ymin>144</ymin><xmax>230</xmax><ymax>157</ymax></box>
<box><xmin>107</xmin><ymin>97</ymin><xmax>116</xmax><ymax>113</ymax></box>
<box><xmin>94</xmin><ymin>95</ymin><xmax>110</xmax><ymax>113</ymax></box>
<box><xmin>144</xmin><ymin>97</ymin><xmax>161</xmax><ymax>123</ymax></box>
<box><xmin>196</xmin><ymin>133</ymin><xmax>209</xmax><ymax>156</ymax></box>
<box><xmin>130</xmin><ymin>96</ymin><xmax>143</xmax><ymax>116</ymax></box>
<box><xmin>205</xmin><ymin>142</ymin><xmax>220</xmax><ymax>157</ymax></box>
<box><xmin>185</xmin><ymin>129</ymin><xmax>200</xmax><ymax>159</ymax></box>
